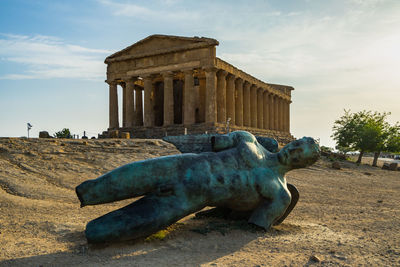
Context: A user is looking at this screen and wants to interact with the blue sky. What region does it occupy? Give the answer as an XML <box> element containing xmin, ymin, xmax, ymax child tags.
<box><xmin>1</xmin><ymin>0</ymin><xmax>399</xmax><ymax>147</ymax></box>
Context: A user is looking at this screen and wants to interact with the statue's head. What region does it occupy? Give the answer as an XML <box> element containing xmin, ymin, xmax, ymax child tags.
<box><xmin>278</xmin><ymin>137</ymin><xmax>320</xmax><ymax>169</ymax></box>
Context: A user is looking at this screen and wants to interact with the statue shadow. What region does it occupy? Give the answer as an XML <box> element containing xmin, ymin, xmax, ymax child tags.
<box><xmin>0</xmin><ymin>212</ymin><xmax>302</xmax><ymax>266</ymax></box>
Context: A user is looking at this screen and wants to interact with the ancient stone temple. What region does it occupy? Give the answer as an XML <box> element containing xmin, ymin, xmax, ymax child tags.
<box><xmin>104</xmin><ymin>34</ymin><xmax>294</xmax><ymax>142</ymax></box>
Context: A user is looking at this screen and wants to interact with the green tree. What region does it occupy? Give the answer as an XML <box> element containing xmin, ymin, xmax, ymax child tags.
<box><xmin>385</xmin><ymin>124</ymin><xmax>400</xmax><ymax>155</ymax></box>
<box><xmin>320</xmin><ymin>146</ymin><xmax>333</xmax><ymax>154</ymax></box>
<box><xmin>332</xmin><ymin>110</ymin><xmax>399</xmax><ymax>165</ymax></box>
<box><xmin>54</xmin><ymin>128</ymin><xmax>72</xmax><ymax>139</ymax></box>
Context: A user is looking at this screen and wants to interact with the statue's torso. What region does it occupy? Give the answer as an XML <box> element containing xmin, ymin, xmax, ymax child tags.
<box><xmin>176</xmin><ymin>141</ymin><xmax>283</xmax><ymax>211</ymax></box>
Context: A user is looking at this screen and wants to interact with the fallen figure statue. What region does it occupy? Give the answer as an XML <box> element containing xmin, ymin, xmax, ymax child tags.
<box><xmin>76</xmin><ymin>131</ymin><xmax>320</xmax><ymax>243</ymax></box>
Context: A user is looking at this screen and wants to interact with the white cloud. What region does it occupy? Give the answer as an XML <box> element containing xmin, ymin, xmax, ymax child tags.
<box><xmin>214</xmin><ymin>1</ymin><xmax>400</xmax><ymax>146</ymax></box>
<box><xmin>0</xmin><ymin>34</ymin><xmax>111</xmax><ymax>80</ymax></box>
<box><xmin>97</xmin><ymin>0</ymin><xmax>199</xmax><ymax>21</ymax></box>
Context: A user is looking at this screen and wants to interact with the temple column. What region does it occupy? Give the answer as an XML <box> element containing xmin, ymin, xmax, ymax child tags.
<box><xmin>277</xmin><ymin>97</ymin><xmax>282</xmax><ymax>131</ymax></box>
<box><xmin>217</xmin><ymin>70</ymin><xmax>227</xmax><ymax>123</ymax></box>
<box><xmin>121</xmin><ymin>83</ymin><xmax>127</xmax><ymax>127</ymax></box>
<box><xmin>125</xmin><ymin>78</ymin><xmax>135</xmax><ymax>127</ymax></box>
<box><xmin>280</xmin><ymin>97</ymin><xmax>285</xmax><ymax>131</ymax></box>
<box><xmin>250</xmin><ymin>85</ymin><xmax>257</xmax><ymax>128</ymax></box>
<box><xmin>204</xmin><ymin>67</ymin><xmax>217</xmax><ymax>123</ymax></box>
<box><xmin>269</xmin><ymin>94</ymin><xmax>275</xmax><ymax>130</ymax></box>
<box><xmin>243</xmin><ymin>82</ymin><xmax>251</xmax><ymax>127</ymax></box>
<box><xmin>263</xmin><ymin>91</ymin><xmax>269</xmax><ymax>129</ymax></box>
<box><xmin>183</xmin><ymin>69</ymin><xmax>195</xmax><ymax>125</ymax></box>
<box><xmin>134</xmin><ymin>85</ymin><xmax>143</xmax><ymax>126</ymax></box>
<box><xmin>235</xmin><ymin>78</ymin><xmax>243</xmax><ymax>126</ymax></box>
<box><xmin>282</xmin><ymin>100</ymin><xmax>287</xmax><ymax>132</ymax></box>
<box><xmin>163</xmin><ymin>71</ymin><xmax>174</xmax><ymax>126</ymax></box>
<box><xmin>226</xmin><ymin>74</ymin><xmax>235</xmax><ymax>125</ymax></box>
<box><xmin>143</xmin><ymin>75</ymin><xmax>154</xmax><ymax>127</ymax></box>
<box><xmin>257</xmin><ymin>88</ymin><xmax>263</xmax><ymax>129</ymax></box>
<box><xmin>277</xmin><ymin>97</ymin><xmax>281</xmax><ymax>131</ymax></box>
<box><xmin>108</xmin><ymin>81</ymin><xmax>119</xmax><ymax>129</ymax></box>
<box><xmin>287</xmin><ymin>100</ymin><xmax>291</xmax><ymax>133</ymax></box>
<box><xmin>198</xmin><ymin>76</ymin><xmax>206</xmax><ymax>123</ymax></box>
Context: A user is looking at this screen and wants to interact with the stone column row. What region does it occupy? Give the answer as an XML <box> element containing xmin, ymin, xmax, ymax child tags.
<box><xmin>213</xmin><ymin>71</ymin><xmax>291</xmax><ymax>133</ymax></box>
<box><xmin>139</xmin><ymin>68</ymin><xmax>217</xmax><ymax>127</ymax></box>
<box><xmin>107</xmin><ymin>80</ymin><xmax>143</xmax><ymax>130</ymax></box>
<box><xmin>108</xmin><ymin>70</ymin><xmax>291</xmax><ymax>133</ymax></box>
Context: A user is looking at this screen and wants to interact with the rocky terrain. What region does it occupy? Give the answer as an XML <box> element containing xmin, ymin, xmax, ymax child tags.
<box><xmin>0</xmin><ymin>137</ymin><xmax>399</xmax><ymax>266</ymax></box>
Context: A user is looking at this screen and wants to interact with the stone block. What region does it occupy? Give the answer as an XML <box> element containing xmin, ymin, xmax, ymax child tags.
<box><xmin>120</xmin><ymin>132</ymin><xmax>130</xmax><ymax>139</ymax></box>
<box><xmin>39</xmin><ymin>131</ymin><xmax>51</xmax><ymax>138</ymax></box>
<box><xmin>109</xmin><ymin>130</ymin><xmax>119</xmax><ymax>138</ymax></box>
<box><xmin>382</xmin><ymin>162</ymin><xmax>398</xmax><ymax>171</ymax></box>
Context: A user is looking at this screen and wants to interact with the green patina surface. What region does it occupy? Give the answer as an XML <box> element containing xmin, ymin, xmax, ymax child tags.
<box><xmin>76</xmin><ymin>131</ymin><xmax>320</xmax><ymax>243</ymax></box>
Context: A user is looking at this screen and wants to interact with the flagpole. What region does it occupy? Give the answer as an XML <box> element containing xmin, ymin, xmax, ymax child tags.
<box><xmin>27</xmin><ymin>123</ymin><xmax>32</xmax><ymax>138</ymax></box>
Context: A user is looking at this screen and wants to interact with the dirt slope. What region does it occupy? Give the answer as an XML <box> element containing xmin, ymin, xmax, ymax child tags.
<box><xmin>0</xmin><ymin>138</ymin><xmax>399</xmax><ymax>266</ymax></box>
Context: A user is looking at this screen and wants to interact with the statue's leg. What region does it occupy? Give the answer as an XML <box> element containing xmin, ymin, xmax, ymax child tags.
<box><xmin>273</xmin><ymin>183</ymin><xmax>299</xmax><ymax>225</ymax></box>
<box><xmin>76</xmin><ymin>156</ymin><xmax>183</xmax><ymax>207</ymax></box>
<box><xmin>248</xmin><ymin>185</ymin><xmax>292</xmax><ymax>230</ymax></box>
<box><xmin>85</xmin><ymin>193</ymin><xmax>203</xmax><ymax>243</ymax></box>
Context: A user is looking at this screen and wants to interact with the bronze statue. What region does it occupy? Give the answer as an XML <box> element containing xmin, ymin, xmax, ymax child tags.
<box><xmin>76</xmin><ymin>131</ymin><xmax>320</xmax><ymax>243</ymax></box>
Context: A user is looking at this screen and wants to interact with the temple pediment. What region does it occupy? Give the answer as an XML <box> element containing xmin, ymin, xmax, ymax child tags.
<box><xmin>105</xmin><ymin>34</ymin><xmax>218</xmax><ymax>63</ymax></box>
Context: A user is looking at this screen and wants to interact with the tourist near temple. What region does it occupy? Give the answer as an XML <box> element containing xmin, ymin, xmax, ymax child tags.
<box><xmin>103</xmin><ymin>34</ymin><xmax>294</xmax><ymax>143</ymax></box>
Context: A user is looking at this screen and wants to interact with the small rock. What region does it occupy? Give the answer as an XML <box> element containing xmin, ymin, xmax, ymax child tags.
<box><xmin>310</xmin><ymin>255</ymin><xmax>321</xmax><ymax>262</ymax></box>
<box><xmin>377</xmin><ymin>200</ymin><xmax>383</xmax><ymax>203</ymax></box>
<box><xmin>24</xmin><ymin>151</ymin><xmax>37</xmax><ymax>156</ymax></box>
<box><xmin>363</xmin><ymin>172</ymin><xmax>372</xmax><ymax>176</ymax></box>
<box><xmin>333</xmin><ymin>254</ymin><xmax>347</xmax><ymax>261</ymax></box>
<box><xmin>331</xmin><ymin>161</ymin><xmax>341</xmax><ymax>170</ymax></box>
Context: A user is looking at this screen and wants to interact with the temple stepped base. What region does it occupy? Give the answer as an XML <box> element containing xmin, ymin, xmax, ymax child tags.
<box><xmin>103</xmin><ymin>123</ymin><xmax>295</xmax><ymax>145</ymax></box>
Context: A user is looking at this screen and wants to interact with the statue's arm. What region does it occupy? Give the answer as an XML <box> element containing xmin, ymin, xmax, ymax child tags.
<box><xmin>211</xmin><ymin>131</ymin><xmax>256</xmax><ymax>152</ymax></box>
<box><xmin>248</xmin><ymin>181</ymin><xmax>291</xmax><ymax>230</ymax></box>
<box><xmin>255</xmin><ymin>136</ymin><xmax>279</xmax><ymax>152</ymax></box>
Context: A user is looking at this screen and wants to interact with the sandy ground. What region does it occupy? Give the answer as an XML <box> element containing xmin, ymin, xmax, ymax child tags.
<box><xmin>0</xmin><ymin>137</ymin><xmax>399</xmax><ymax>266</ymax></box>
